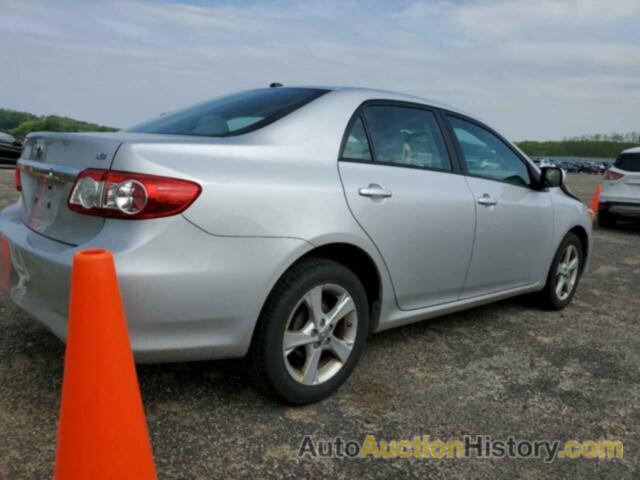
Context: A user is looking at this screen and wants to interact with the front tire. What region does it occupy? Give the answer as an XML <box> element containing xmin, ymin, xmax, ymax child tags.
<box><xmin>538</xmin><ymin>233</ymin><xmax>583</xmax><ymax>310</ymax></box>
<box><xmin>249</xmin><ymin>258</ymin><xmax>369</xmax><ymax>404</ymax></box>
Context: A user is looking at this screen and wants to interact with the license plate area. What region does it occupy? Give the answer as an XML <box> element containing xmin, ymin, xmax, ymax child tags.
<box><xmin>26</xmin><ymin>176</ymin><xmax>68</xmax><ymax>232</ymax></box>
<box><xmin>18</xmin><ymin>160</ymin><xmax>79</xmax><ymax>235</ymax></box>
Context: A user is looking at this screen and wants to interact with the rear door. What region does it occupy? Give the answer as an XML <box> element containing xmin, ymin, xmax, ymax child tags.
<box><xmin>338</xmin><ymin>102</ymin><xmax>476</xmax><ymax>310</ymax></box>
<box><xmin>445</xmin><ymin>114</ymin><xmax>553</xmax><ymax>298</ymax></box>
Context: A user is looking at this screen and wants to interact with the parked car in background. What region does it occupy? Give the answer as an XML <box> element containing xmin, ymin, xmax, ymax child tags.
<box><xmin>569</xmin><ymin>162</ymin><xmax>582</xmax><ymax>173</ymax></box>
<box><xmin>598</xmin><ymin>161</ymin><xmax>613</xmax><ymax>174</ymax></box>
<box><xmin>0</xmin><ymin>132</ymin><xmax>22</xmax><ymax>166</ymax></box>
<box><xmin>588</xmin><ymin>162</ymin><xmax>601</xmax><ymax>174</ymax></box>
<box><xmin>0</xmin><ymin>86</ymin><xmax>592</xmax><ymax>403</ymax></box>
<box><xmin>599</xmin><ymin>148</ymin><xmax>640</xmax><ymax>227</ymax></box>
<box><xmin>577</xmin><ymin>161</ymin><xmax>600</xmax><ymax>174</ymax></box>
<box><xmin>554</xmin><ymin>160</ymin><xmax>579</xmax><ymax>174</ymax></box>
<box><xmin>533</xmin><ymin>158</ymin><xmax>556</xmax><ymax>168</ymax></box>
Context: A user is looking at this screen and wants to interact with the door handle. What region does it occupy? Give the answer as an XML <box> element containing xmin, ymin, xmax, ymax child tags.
<box><xmin>477</xmin><ymin>194</ymin><xmax>498</xmax><ymax>206</ymax></box>
<box><xmin>359</xmin><ymin>184</ymin><xmax>393</xmax><ymax>198</ymax></box>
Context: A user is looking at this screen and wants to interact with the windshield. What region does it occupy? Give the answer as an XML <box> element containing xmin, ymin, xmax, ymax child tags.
<box><xmin>127</xmin><ymin>88</ymin><xmax>328</xmax><ymax>137</ymax></box>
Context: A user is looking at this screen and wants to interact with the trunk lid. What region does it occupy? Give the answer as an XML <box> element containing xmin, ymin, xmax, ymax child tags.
<box><xmin>18</xmin><ymin>132</ymin><xmax>122</xmax><ymax>245</ymax></box>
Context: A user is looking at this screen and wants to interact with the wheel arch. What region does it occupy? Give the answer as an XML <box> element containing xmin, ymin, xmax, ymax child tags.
<box><xmin>253</xmin><ymin>241</ymin><xmax>384</xmax><ymax>343</ymax></box>
<box><xmin>568</xmin><ymin>225</ymin><xmax>590</xmax><ymax>269</ymax></box>
<box><xmin>298</xmin><ymin>243</ymin><xmax>382</xmax><ymax>329</ymax></box>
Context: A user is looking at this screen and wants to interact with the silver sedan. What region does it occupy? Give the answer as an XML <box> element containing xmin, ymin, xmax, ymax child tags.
<box><xmin>0</xmin><ymin>86</ymin><xmax>592</xmax><ymax>403</ymax></box>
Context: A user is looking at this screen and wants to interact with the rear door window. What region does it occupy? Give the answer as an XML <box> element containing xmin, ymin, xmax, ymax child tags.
<box><xmin>341</xmin><ymin>117</ymin><xmax>372</xmax><ymax>161</ymax></box>
<box><xmin>361</xmin><ymin>106</ymin><xmax>452</xmax><ymax>172</ymax></box>
<box><xmin>615</xmin><ymin>153</ymin><xmax>640</xmax><ymax>172</ymax></box>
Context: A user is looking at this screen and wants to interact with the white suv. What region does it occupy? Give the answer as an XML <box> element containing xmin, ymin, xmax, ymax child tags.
<box><xmin>599</xmin><ymin>147</ymin><xmax>640</xmax><ymax>227</ymax></box>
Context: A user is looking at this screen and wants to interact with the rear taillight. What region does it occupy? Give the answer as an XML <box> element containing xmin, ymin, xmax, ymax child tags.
<box><xmin>14</xmin><ymin>168</ymin><xmax>21</xmax><ymax>192</ymax></box>
<box><xmin>68</xmin><ymin>169</ymin><xmax>201</xmax><ymax>219</ymax></box>
<box><xmin>603</xmin><ymin>170</ymin><xmax>624</xmax><ymax>181</ymax></box>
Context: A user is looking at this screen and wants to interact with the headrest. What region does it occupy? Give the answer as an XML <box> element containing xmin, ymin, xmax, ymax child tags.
<box><xmin>193</xmin><ymin>115</ymin><xmax>229</xmax><ymax>135</ymax></box>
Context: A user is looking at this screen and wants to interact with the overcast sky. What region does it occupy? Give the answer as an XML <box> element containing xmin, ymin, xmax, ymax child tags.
<box><xmin>1</xmin><ymin>0</ymin><xmax>639</xmax><ymax>140</ymax></box>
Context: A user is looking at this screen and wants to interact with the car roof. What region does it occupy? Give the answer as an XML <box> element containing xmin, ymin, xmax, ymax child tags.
<box><xmin>289</xmin><ymin>85</ymin><xmax>473</xmax><ymax>117</ymax></box>
<box><xmin>621</xmin><ymin>146</ymin><xmax>640</xmax><ymax>154</ymax></box>
<box><xmin>285</xmin><ymin>85</ymin><xmax>537</xmax><ymax>164</ymax></box>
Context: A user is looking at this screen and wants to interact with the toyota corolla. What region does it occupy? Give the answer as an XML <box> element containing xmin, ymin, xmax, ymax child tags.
<box><xmin>0</xmin><ymin>86</ymin><xmax>592</xmax><ymax>404</ymax></box>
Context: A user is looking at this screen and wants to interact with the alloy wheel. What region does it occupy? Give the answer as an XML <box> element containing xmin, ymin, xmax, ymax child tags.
<box><xmin>282</xmin><ymin>284</ymin><xmax>358</xmax><ymax>386</ymax></box>
<box><xmin>555</xmin><ymin>244</ymin><xmax>580</xmax><ymax>301</ymax></box>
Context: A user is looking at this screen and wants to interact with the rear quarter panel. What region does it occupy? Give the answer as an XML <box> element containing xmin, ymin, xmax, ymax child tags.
<box><xmin>110</xmin><ymin>90</ymin><xmax>399</xmax><ymax>322</ymax></box>
<box><xmin>112</xmin><ymin>91</ymin><xmax>365</xmax><ymax>241</ymax></box>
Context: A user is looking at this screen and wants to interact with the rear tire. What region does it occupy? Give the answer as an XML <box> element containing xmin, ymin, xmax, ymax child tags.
<box><xmin>248</xmin><ymin>258</ymin><xmax>369</xmax><ymax>404</ymax></box>
<box><xmin>597</xmin><ymin>211</ymin><xmax>617</xmax><ymax>229</ymax></box>
<box><xmin>538</xmin><ymin>233</ymin><xmax>583</xmax><ymax>310</ymax></box>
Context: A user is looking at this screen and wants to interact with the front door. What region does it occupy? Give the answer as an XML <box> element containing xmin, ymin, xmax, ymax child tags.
<box><xmin>445</xmin><ymin>115</ymin><xmax>554</xmax><ymax>298</ymax></box>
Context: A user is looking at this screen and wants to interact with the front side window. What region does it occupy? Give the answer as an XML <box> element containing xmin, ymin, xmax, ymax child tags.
<box><xmin>341</xmin><ymin>116</ymin><xmax>372</xmax><ymax>161</ymax></box>
<box><xmin>128</xmin><ymin>88</ymin><xmax>328</xmax><ymax>137</ymax></box>
<box><xmin>362</xmin><ymin>106</ymin><xmax>452</xmax><ymax>171</ymax></box>
<box><xmin>448</xmin><ymin>116</ymin><xmax>531</xmax><ymax>186</ymax></box>
<box><xmin>615</xmin><ymin>153</ymin><xmax>640</xmax><ymax>172</ymax></box>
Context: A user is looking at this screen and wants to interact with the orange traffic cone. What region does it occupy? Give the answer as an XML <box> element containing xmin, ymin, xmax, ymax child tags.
<box><xmin>55</xmin><ymin>249</ymin><xmax>156</xmax><ymax>480</ymax></box>
<box><xmin>591</xmin><ymin>184</ymin><xmax>602</xmax><ymax>213</ymax></box>
<box><xmin>0</xmin><ymin>234</ymin><xmax>10</xmax><ymax>291</ymax></box>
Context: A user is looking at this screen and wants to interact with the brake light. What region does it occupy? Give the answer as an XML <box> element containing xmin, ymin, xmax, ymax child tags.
<box><xmin>604</xmin><ymin>170</ymin><xmax>624</xmax><ymax>181</ymax></box>
<box><xmin>68</xmin><ymin>169</ymin><xmax>201</xmax><ymax>219</ymax></box>
<box><xmin>14</xmin><ymin>168</ymin><xmax>21</xmax><ymax>192</ymax></box>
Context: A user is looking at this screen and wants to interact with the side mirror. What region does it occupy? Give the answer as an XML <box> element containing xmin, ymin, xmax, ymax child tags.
<box><xmin>540</xmin><ymin>166</ymin><xmax>565</xmax><ymax>188</ymax></box>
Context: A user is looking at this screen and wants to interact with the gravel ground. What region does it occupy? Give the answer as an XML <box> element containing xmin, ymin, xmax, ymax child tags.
<box><xmin>0</xmin><ymin>171</ymin><xmax>638</xmax><ymax>479</ymax></box>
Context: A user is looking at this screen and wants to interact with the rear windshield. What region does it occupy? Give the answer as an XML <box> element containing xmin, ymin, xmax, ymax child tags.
<box><xmin>128</xmin><ymin>88</ymin><xmax>328</xmax><ymax>137</ymax></box>
<box><xmin>615</xmin><ymin>153</ymin><xmax>640</xmax><ymax>172</ymax></box>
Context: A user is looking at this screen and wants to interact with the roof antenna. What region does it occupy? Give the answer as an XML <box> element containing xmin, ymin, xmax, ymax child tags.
<box><xmin>269</xmin><ymin>82</ymin><xmax>283</xmax><ymax>88</ymax></box>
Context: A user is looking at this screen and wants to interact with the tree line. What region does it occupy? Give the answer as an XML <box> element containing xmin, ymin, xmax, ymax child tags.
<box><xmin>516</xmin><ymin>136</ymin><xmax>638</xmax><ymax>159</ymax></box>
<box><xmin>563</xmin><ymin>133</ymin><xmax>640</xmax><ymax>143</ymax></box>
<box><xmin>0</xmin><ymin>108</ymin><xmax>117</xmax><ymax>139</ymax></box>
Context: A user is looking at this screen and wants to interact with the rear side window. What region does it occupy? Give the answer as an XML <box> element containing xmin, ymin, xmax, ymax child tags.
<box><xmin>615</xmin><ymin>153</ymin><xmax>640</xmax><ymax>172</ymax></box>
<box><xmin>341</xmin><ymin>117</ymin><xmax>372</xmax><ymax>161</ymax></box>
<box><xmin>128</xmin><ymin>88</ymin><xmax>328</xmax><ymax>137</ymax></box>
<box><xmin>361</xmin><ymin>106</ymin><xmax>452</xmax><ymax>171</ymax></box>
<box><xmin>448</xmin><ymin>116</ymin><xmax>531</xmax><ymax>187</ymax></box>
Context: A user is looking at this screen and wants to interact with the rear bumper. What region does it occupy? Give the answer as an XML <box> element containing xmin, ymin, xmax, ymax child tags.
<box><xmin>599</xmin><ymin>200</ymin><xmax>640</xmax><ymax>218</ymax></box>
<box><xmin>0</xmin><ymin>202</ymin><xmax>310</xmax><ymax>363</ymax></box>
